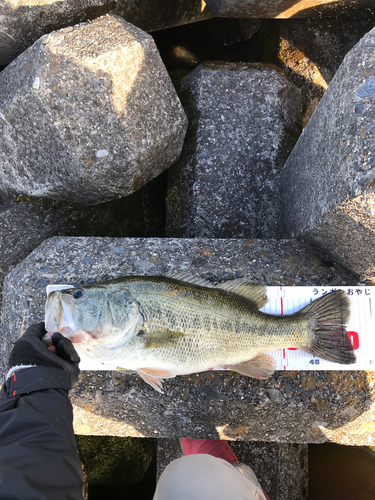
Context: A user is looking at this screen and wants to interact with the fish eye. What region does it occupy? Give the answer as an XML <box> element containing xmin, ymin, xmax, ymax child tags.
<box><xmin>73</xmin><ymin>289</ymin><xmax>84</xmax><ymax>299</ymax></box>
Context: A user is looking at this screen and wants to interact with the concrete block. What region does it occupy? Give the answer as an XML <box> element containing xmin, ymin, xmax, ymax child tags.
<box><xmin>166</xmin><ymin>62</ymin><xmax>301</xmax><ymax>239</ymax></box>
<box><xmin>279</xmin><ymin>26</ymin><xmax>375</xmax><ymax>280</ymax></box>
<box><xmin>0</xmin><ymin>201</ymin><xmax>70</xmax><ymax>293</ymax></box>
<box><xmin>0</xmin><ymin>171</ymin><xmax>166</xmax><ymax>301</ymax></box>
<box><xmin>277</xmin><ymin>17</ymin><xmax>375</xmax><ymax>127</ymax></box>
<box><xmin>204</xmin><ymin>0</ymin><xmax>375</xmax><ymax>18</ymax></box>
<box><xmin>231</xmin><ymin>441</ymin><xmax>309</xmax><ymax>500</ymax></box>
<box><xmin>156</xmin><ymin>439</ymin><xmax>308</xmax><ymax>500</ymax></box>
<box><xmin>0</xmin><ymin>15</ymin><xmax>187</xmax><ymax>205</ymax></box>
<box><xmin>61</xmin><ymin>170</ymin><xmax>168</xmax><ymax>239</ymax></box>
<box><xmin>0</xmin><ymin>0</ymin><xmax>213</xmax><ymax>67</ymax></box>
<box><xmin>156</xmin><ymin>439</ymin><xmax>182</xmax><ymax>480</ymax></box>
<box><xmin>2</xmin><ymin>236</ymin><xmax>372</xmax><ymax>446</ymax></box>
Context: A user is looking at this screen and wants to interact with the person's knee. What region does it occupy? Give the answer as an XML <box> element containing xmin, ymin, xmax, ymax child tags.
<box><xmin>154</xmin><ymin>454</ymin><xmax>256</xmax><ymax>500</ymax></box>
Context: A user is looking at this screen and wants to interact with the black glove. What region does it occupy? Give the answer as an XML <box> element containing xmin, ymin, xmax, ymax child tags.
<box><xmin>8</xmin><ymin>322</ymin><xmax>81</xmax><ymax>386</ymax></box>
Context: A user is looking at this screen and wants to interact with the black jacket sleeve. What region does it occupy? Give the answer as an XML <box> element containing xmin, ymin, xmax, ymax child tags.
<box><xmin>0</xmin><ymin>367</ymin><xmax>84</xmax><ymax>500</ymax></box>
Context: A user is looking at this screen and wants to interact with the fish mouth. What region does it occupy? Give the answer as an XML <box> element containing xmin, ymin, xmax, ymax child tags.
<box><xmin>45</xmin><ymin>292</ymin><xmax>99</xmax><ymax>344</ymax></box>
<box><xmin>45</xmin><ymin>292</ymin><xmax>77</xmax><ymax>339</ymax></box>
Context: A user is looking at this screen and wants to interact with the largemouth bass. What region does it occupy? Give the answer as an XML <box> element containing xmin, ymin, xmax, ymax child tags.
<box><xmin>44</xmin><ymin>273</ymin><xmax>355</xmax><ymax>392</ymax></box>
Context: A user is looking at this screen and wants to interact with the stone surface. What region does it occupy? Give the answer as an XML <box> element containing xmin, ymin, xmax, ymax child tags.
<box><xmin>3</xmin><ymin>236</ymin><xmax>373</xmax><ymax>446</ymax></box>
<box><xmin>166</xmin><ymin>62</ymin><xmax>301</xmax><ymax>239</ymax></box>
<box><xmin>279</xmin><ymin>27</ymin><xmax>375</xmax><ymax>280</ymax></box>
<box><xmin>204</xmin><ymin>0</ymin><xmax>375</xmax><ymax>18</ymax></box>
<box><xmin>0</xmin><ymin>171</ymin><xmax>167</xmax><ymax>301</ymax></box>
<box><xmin>0</xmin><ymin>169</ymin><xmax>166</xmax><ymax>292</ymax></box>
<box><xmin>0</xmin><ymin>201</ymin><xmax>69</xmax><ymax>292</ymax></box>
<box><xmin>156</xmin><ymin>439</ymin><xmax>308</xmax><ymax>500</ymax></box>
<box><xmin>59</xmin><ymin>170</ymin><xmax>168</xmax><ymax>239</ymax></box>
<box><xmin>0</xmin><ymin>0</ymin><xmax>213</xmax><ymax>67</ymax></box>
<box><xmin>156</xmin><ymin>439</ymin><xmax>182</xmax><ymax>480</ymax></box>
<box><xmin>0</xmin><ymin>15</ymin><xmax>187</xmax><ymax>204</ymax></box>
<box><xmin>277</xmin><ymin>17</ymin><xmax>375</xmax><ymax>127</ymax></box>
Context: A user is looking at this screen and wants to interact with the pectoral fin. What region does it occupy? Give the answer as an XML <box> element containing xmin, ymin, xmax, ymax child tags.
<box><xmin>222</xmin><ymin>353</ymin><xmax>276</xmax><ymax>379</ymax></box>
<box><xmin>137</xmin><ymin>368</ymin><xmax>176</xmax><ymax>393</ymax></box>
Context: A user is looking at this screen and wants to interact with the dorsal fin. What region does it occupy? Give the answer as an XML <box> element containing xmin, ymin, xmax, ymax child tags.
<box><xmin>167</xmin><ymin>271</ymin><xmax>213</xmax><ymax>288</ymax></box>
<box><xmin>215</xmin><ymin>279</ymin><xmax>268</xmax><ymax>309</ymax></box>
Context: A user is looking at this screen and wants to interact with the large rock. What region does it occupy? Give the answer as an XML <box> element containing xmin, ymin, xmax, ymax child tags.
<box><xmin>204</xmin><ymin>0</ymin><xmax>375</xmax><ymax>18</ymax></box>
<box><xmin>62</xmin><ymin>170</ymin><xmax>168</xmax><ymax>239</ymax></box>
<box><xmin>277</xmin><ymin>17</ymin><xmax>375</xmax><ymax>127</ymax></box>
<box><xmin>0</xmin><ymin>15</ymin><xmax>187</xmax><ymax>205</ymax></box>
<box><xmin>0</xmin><ymin>170</ymin><xmax>167</xmax><ymax>300</ymax></box>
<box><xmin>0</xmin><ymin>0</ymin><xmax>213</xmax><ymax>67</ymax></box>
<box><xmin>0</xmin><ymin>201</ymin><xmax>70</xmax><ymax>294</ymax></box>
<box><xmin>279</xmin><ymin>27</ymin><xmax>375</xmax><ymax>280</ymax></box>
<box><xmin>166</xmin><ymin>62</ymin><xmax>301</xmax><ymax>238</ymax></box>
<box><xmin>3</xmin><ymin>236</ymin><xmax>373</xmax><ymax>447</ymax></box>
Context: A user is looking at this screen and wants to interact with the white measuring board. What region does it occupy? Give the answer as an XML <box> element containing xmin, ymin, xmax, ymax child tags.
<box><xmin>46</xmin><ymin>285</ymin><xmax>375</xmax><ymax>371</ymax></box>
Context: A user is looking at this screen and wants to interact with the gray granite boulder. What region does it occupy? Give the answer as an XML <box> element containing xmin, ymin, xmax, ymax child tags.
<box><xmin>0</xmin><ymin>0</ymin><xmax>213</xmax><ymax>67</ymax></box>
<box><xmin>204</xmin><ymin>0</ymin><xmax>373</xmax><ymax>18</ymax></box>
<box><xmin>157</xmin><ymin>439</ymin><xmax>308</xmax><ymax>500</ymax></box>
<box><xmin>166</xmin><ymin>62</ymin><xmax>301</xmax><ymax>239</ymax></box>
<box><xmin>3</xmin><ymin>236</ymin><xmax>372</xmax><ymax>446</ymax></box>
<box><xmin>0</xmin><ymin>15</ymin><xmax>187</xmax><ymax>205</ymax></box>
<box><xmin>279</xmin><ymin>26</ymin><xmax>375</xmax><ymax>280</ymax></box>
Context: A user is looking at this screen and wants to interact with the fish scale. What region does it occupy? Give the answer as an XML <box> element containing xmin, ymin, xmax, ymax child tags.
<box><xmin>124</xmin><ymin>289</ymin><xmax>302</xmax><ymax>368</ymax></box>
<box><xmin>44</xmin><ymin>275</ymin><xmax>355</xmax><ymax>392</ymax></box>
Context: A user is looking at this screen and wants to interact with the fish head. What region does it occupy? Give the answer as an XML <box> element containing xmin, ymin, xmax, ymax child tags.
<box><xmin>44</xmin><ymin>284</ymin><xmax>143</xmax><ymax>346</ymax></box>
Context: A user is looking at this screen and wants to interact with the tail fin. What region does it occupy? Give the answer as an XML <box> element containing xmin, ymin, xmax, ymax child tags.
<box><xmin>300</xmin><ymin>290</ymin><xmax>355</xmax><ymax>364</ymax></box>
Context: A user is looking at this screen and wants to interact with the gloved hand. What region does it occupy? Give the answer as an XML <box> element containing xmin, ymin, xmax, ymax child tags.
<box><xmin>8</xmin><ymin>322</ymin><xmax>80</xmax><ymax>386</ymax></box>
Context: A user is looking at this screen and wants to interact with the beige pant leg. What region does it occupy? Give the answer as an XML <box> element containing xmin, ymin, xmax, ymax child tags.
<box><xmin>153</xmin><ymin>454</ymin><xmax>268</xmax><ymax>500</ymax></box>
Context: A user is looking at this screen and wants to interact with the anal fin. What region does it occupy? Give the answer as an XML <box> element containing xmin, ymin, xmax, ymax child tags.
<box><xmin>222</xmin><ymin>353</ymin><xmax>276</xmax><ymax>379</ymax></box>
<box><xmin>137</xmin><ymin>368</ymin><xmax>176</xmax><ymax>394</ymax></box>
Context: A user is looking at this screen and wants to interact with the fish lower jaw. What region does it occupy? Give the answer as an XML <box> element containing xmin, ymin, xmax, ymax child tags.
<box><xmin>70</xmin><ymin>330</ymin><xmax>101</xmax><ymax>343</ymax></box>
<box><xmin>48</xmin><ymin>327</ymin><xmax>97</xmax><ymax>344</ymax></box>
